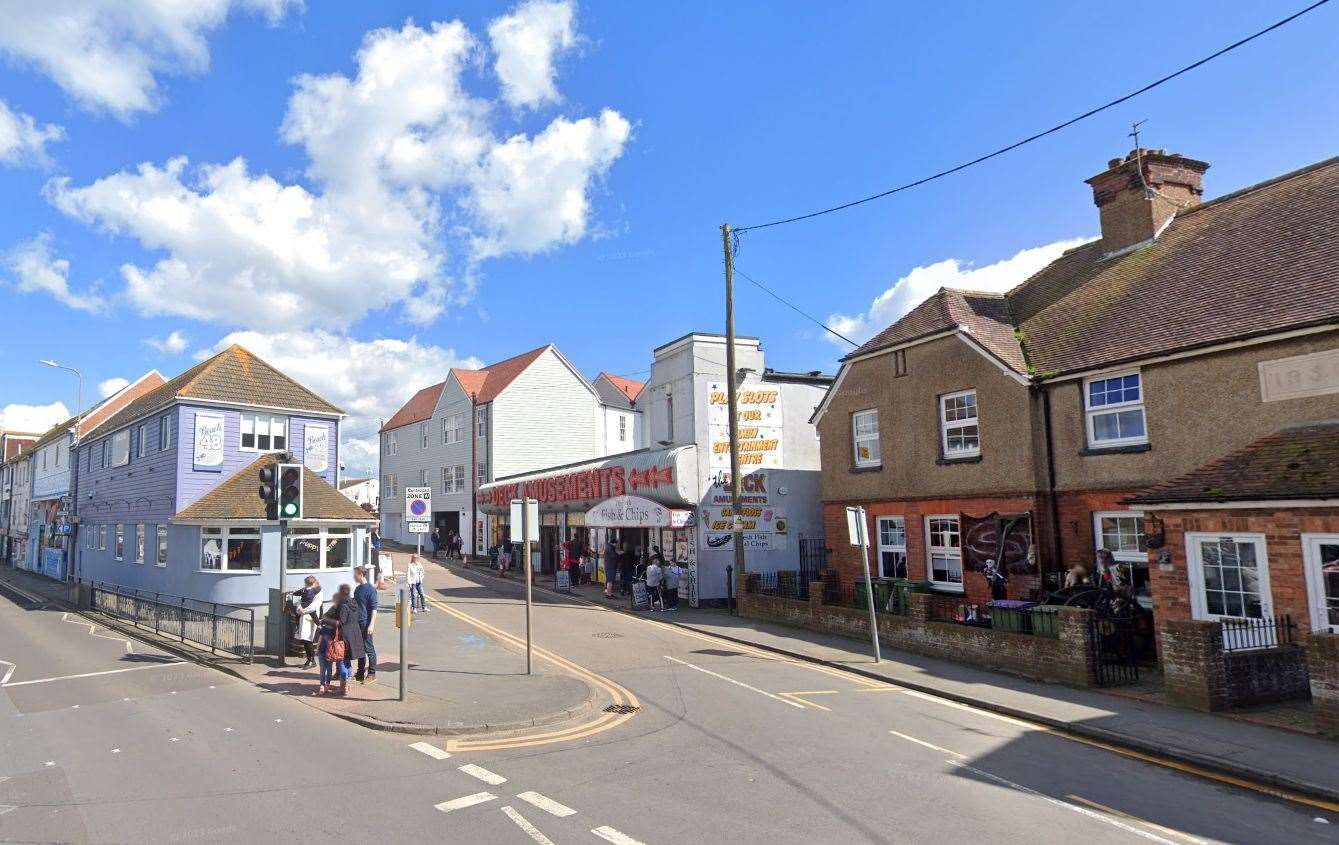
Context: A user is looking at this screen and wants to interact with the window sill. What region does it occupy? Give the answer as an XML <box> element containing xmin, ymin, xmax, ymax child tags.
<box><xmin>928</xmin><ymin>583</ymin><xmax>965</xmax><ymax>594</ymax></box>
<box><xmin>1080</xmin><ymin>443</ymin><xmax>1152</xmax><ymax>456</ymax></box>
<box><xmin>936</xmin><ymin>454</ymin><xmax>982</xmax><ymax>466</ymax></box>
<box><xmin>850</xmin><ymin>464</ymin><xmax>883</xmax><ymax>474</ymax></box>
<box><xmin>198</xmin><ymin>569</ymin><xmax>262</xmax><ymax>575</ymax></box>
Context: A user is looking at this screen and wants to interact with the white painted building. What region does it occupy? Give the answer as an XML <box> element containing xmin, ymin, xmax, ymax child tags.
<box><xmin>338</xmin><ymin>477</ymin><xmax>379</xmax><ymax>511</ymax></box>
<box><xmin>593</xmin><ymin>373</ymin><xmax>645</xmax><ymax>455</ymax></box>
<box><xmin>378</xmin><ymin>345</ymin><xmax>645</xmax><ymax>554</ymax></box>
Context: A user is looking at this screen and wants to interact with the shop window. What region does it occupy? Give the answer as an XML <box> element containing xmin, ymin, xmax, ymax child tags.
<box><xmin>156</xmin><ymin>525</ymin><xmax>168</xmax><ymax>567</ymax></box>
<box><xmin>852</xmin><ymin>409</ymin><xmax>880</xmax><ymax>467</ymax></box>
<box><xmin>240</xmin><ymin>413</ymin><xmax>288</xmax><ymax>452</ymax></box>
<box><xmin>877</xmin><ymin>517</ymin><xmax>907</xmax><ymax>578</ymax></box>
<box><xmin>200</xmin><ymin>526</ymin><xmax>262</xmax><ymax>572</ymax></box>
<box><xmin>1085</xmin><ymin>371</ymin><xmax>1147</xmax><ymax>447</ymax></box>
<box><xmin>925</xmin><ymin>515</ymin><xmax>963</xmax><ymax>590</ymax></box>
<box><xmin>939</xmin><ymin>390</ymin><xmax>980</xmax><ymax>458</ymax></box>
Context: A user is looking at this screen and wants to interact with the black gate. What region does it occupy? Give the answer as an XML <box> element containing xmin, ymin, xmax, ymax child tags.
<box><xmin>798</xmin><ymin>537</ymin><xmax>829</xmax><ymax>600</ymax></box>
<box><xmin>1088</xmin><ymin>612</ymin><xmax>1141</xmax><ymax>687</ymax></box>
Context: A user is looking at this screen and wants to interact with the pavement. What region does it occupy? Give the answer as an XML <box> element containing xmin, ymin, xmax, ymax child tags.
<box><xmin>5</xmin><ymin>559</ymin><xmax>1339</xmax><ymax>844</ymax></box>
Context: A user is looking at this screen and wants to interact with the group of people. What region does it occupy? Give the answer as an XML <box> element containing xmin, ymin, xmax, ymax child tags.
<box><xmin>289</xmin><ymin>566</ymin><xmax>380</xmax><ymax>696</ymax></box>
<box><xmin>600</xmin><ymin>537</ymin><xmax>682</xmax><ymax>610</ymax></box>
<box><xmin>430</xmin><ymin>527</ymin><xmax>464</xmax><ymax>560</ymax></box>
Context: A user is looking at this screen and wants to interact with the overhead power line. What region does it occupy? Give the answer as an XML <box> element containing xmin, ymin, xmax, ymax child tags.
<box><xmin>735</xmin><ymin>0</ymin><xmax>1331</xmax><ymax>233</ymax></box>
<box><xmin>734</xmin><ymin>266</ymin><xmax>858</xmax><ymax>347</ymax></box>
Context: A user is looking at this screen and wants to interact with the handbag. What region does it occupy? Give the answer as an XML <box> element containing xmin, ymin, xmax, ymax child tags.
<box><xmin>325</xmin><ymin>623</ymin><xmax>347</xmax><ymax>662</ymax></box>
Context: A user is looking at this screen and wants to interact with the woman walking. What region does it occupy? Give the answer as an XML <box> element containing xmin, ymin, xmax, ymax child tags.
<box><xmin>292</xmin><ymin>576</ymin><xmax>323</xmax><ymax>669</ymax></box>
<box><xmin>317</xmin><ymin>584</ymin><xmax>364</xmax><ymax>696</ymax></box>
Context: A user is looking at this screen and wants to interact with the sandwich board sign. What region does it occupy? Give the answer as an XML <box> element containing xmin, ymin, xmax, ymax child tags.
<box><xmin>406</xmin><ymin>487</ymin><xmax>432</xmax><ymax>533</ymax></box>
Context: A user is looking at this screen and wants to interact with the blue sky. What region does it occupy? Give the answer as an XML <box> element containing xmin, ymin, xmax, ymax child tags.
<box><xmin>2</xmin><ymin>0</ymin><xmax>1336</xmax><ymax>476</ymax></box>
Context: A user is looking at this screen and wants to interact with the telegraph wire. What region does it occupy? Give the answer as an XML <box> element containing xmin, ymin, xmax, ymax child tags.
<box><xmin>734</xmin><ymin>266</ymin><xmax>859</xmax><ymax>347</ymax></box>
<box><xmin>734</xmin><ymin>0</ymin><xmax>1331</xmax><ymax>233</ymax></box>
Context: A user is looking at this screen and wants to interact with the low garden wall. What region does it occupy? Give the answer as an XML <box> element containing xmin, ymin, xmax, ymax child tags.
<box><xmin>1161</xmin><ymin>619</ymin><xmax>1311</xmax><ymax>711</ymax></box>
<box><xmin>1309</xmin><ymin>633</ymin><xmax>1339</xmax><ymax>739</ymax></box>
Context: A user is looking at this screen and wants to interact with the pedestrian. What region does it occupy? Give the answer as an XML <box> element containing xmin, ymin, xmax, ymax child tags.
<box><xmin>603</xmin><ymin>534</ymin><xmax>618</xmax><ymax>598</ymax></box>
<box><xmin>316</xmin><ymin>585</ymin><xmax>363</xmax><ymax>696</ymax></box>
<box><xmin>291</xmin><ymin>575</ymin><xmax>323</xmax><ymax>669</ymax></box>
<box><xmin>454</xmin><ymin>532</ymin><xmax>464</xmax><ymax>559</ymax></box>
<box><xmin>408</xmin><ymin>554</ymin><xmax>428</xmax><ymax>612</ymax></box>
<box><xmin>431</xmin><ymin>526</ymin><xmax>441</xmax><ymax>560</ymax></box>
<box><xmin>645</xmin><ymin>549</ymin><xmax>664</xmax><ymax>611</ymax></box>
<box><xmin>352</xmin><ymin>566</ymin><xmax>379</xmax><ymax>684</ymax></box>
<box><xmin>665</xmin><ymin>558</ymin><xmax>682</xmax><ymax>610</ymax></box>
<box><xmin>619</xmin><ymin>541</ymin><xmax>634</xmax><ymax>597</ymax></box>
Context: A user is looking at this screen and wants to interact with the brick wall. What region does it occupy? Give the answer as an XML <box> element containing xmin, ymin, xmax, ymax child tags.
<box><xmin>1054</xmin><ymin>489</ymin><xmax>1143</xmax><ymax>571</ymax></box>
<box><xmin>739</xmin><ymin>586</ymin><xmax>1095</xmax><ymax>687</ymax></box>
<box><xmin>1161</xmin><ymin>619</ymin><xmax>1310</xmax><ymax>711</ymax></box>
<box><xmin>1309</xmin><ymin>633</ymin><xmax>1339</xmax><ymax>738</ymax></box>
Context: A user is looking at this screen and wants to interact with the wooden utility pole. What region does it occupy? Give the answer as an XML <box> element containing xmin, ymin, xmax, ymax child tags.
<box><xmin>721</xmin><ymin>224</ymin><xmax>746</xmax><ymax>589</ymax></box>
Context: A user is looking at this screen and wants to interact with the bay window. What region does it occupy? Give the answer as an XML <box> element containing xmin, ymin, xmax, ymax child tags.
<box><xmin>852</xmin><ymin>409</ymin><xmax>880</xmax><ymax>467</ymax></box>
<box><xmin>241</xmin><ymin>413</ymin><xmax>288</xmax><ymax>452</ymax></box>
<box><xmin>925</xmin><ymin>515</ymin><xmax>963</xmax><ymax>590</ymax></box>
<box><xmin>1085</xmin><ymin>371</ymin><xmax>1147</xmax><ymax>447</ymax></box>
<box><xmin>939</xmin><ymin>390</ymin><xmax>980</xmax><ymax>458</ymax></box>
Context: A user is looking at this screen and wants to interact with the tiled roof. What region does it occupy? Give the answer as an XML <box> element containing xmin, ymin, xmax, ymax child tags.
<box><xmin>1126</xmin><ymin>421</ymin><xmax>1339</xmax><ymax>505</ymax></box>
<box><xmin>95</xmin><ymin>345</ymin><xmax>343</xmax><ymax>439</ymax></box>
<box><xmin>339</xmin><ymin>477</ymin><xmax>370</xmax><ymax>490</ymax></box>
<box><xmin>451</xmin><ymin>345</ymin><xmax>550</xmax><ymax>404</ymax></box>
<box><xmin>380</xmin><ymin>382</ymin><xmax>445</xmax><ymax>432</ymax></box>
<box><xmin>845</xmin><ymin>288</ymin><xmax>1027</xmax><ymax>373</ymax></box>
<box><xmin>175</xmin><ymin>453</ymin><xmax>375</xmax><ymax>522</ymax></box>
<box><xmin>3</xmin><ymin>434</ymin><xmax>38</xmax><ymax>462</ymax></box>
<box><xmin>30</xmin><ymin>417</ymin><xmax>78</xmax><ymax>450</ymax></box>
<box><xmin>597</xmin><ymin>373</ymin><xmax>645</xmax><ymax>403</ymax></box>
<box><xmin>1011</xmin><ymin>156</ymin><xmax>1339</xmax><ymax>377</ymax></box>
<box><xmin>76</xmin><ymin>371</ymin><xmax>166</xmax><ymax>438</ymax></box>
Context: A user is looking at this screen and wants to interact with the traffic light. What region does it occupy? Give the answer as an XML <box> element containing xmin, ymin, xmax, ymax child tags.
<box><xmin>278</xmin><ymin>463</ymin><xmax>303</xmax><ymax>520</ymax></box>
<box><xmin>258</xmin><ymin>465</ymin><xmax>278</xmax><ymax>520</ymax></box>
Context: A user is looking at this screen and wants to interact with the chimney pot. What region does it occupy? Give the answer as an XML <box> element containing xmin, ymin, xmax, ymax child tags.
<box><xmin>1085</xmin><ymin>149</ymin><xmax>1209</xmax><ymax>255</ymax></box>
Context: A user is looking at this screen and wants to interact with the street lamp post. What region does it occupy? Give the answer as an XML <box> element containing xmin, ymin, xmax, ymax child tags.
<box><xmin>39</xmin><ymin>359</ymin><xmax>83</xmax><ymax>585</ymax></box>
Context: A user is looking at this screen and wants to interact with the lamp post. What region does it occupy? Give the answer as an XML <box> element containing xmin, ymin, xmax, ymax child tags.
<box><xmin>39</xmin><ymin>359</ymin><xmax>83</xmax><ymax>428</ymax></box>
<box><xmin>39</xmin><ymin>359</ymin><xmax>83</xmax><ymax>585</ymax></box>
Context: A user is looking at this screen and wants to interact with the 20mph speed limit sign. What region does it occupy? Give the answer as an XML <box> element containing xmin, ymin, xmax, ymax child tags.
<box><xmin>405</xmin><ymin>487</ymin><xmax>432</xmax><ymax>533</ymax></box>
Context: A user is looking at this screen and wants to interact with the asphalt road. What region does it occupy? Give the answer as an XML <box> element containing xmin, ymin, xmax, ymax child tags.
<box><xmin>2</xmin><ymin>566</ymin><xmax>1335</xmax><ymax>845</ymax></box>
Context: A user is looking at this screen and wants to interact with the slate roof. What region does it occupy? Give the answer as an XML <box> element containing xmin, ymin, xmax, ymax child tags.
<box><xmin>175</xmin><ymin>453</ymin><xmax>375</xmax><ymax>522</ymax></box>
<box><xmin>844</xmin><ymin>288</ymin><xmax>1027</xmax><ymax>373</ymax></box>
<box><xmin>1126</xmin><ymin>421</ymin><xmax>1339</xmax><ymax>505</ymax></box>
<box><xmin>1011</xmin><ymin>156</ymin><xmax>1339</xmax><ymax>377</ymax></box>
<box><xmin>30</xmin><ymin>417</ymin><xmax>78</xmax><ymax>451</ymax></box>
<box><xmin>95</xmin><ymin>345</ymin><xmax>343</xmax><ymax>438</ymax></box>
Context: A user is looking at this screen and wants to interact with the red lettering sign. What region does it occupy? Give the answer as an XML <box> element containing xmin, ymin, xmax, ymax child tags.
<box><xmin>478</xmin><ymin>464</ymin><xmax>671</xmax><ymax>507</ymax></box>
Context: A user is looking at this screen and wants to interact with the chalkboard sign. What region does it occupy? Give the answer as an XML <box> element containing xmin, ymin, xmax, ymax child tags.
<box><xmin>631</xmin><ymin>580</ymin><xmax>650</xmax><ymax>611</ymax></box>
<box><xmin>556</xmin><ymin>570</ymin><xmax>572</xmax><ymax>593</ymax></box>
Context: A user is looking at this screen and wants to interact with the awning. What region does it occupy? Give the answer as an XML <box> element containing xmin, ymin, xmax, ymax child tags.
<box><xmin>478</xmin><ymin>445</ymin><xmax>698</xmax><ymax>514</ymax></box>
<box><xmin>584</xmin><ymin>495</ymin><xmax>693</xmax><ymax>528</ymax></box>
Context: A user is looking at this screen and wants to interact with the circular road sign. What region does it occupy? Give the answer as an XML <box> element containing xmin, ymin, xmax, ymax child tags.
<box><xmin>409</xmin><ymin>499</ymin><xmax>428</xmax><ymax>517</ymax></box>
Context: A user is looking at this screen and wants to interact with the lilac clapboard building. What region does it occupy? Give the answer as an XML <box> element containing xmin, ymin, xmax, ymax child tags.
<box><xmin>74</xmin><ymin>345</ymin><xmax>375</xmax><ymax>631</ymax></box>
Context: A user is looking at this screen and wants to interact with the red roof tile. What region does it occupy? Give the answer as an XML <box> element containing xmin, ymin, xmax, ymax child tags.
<box><xmin>380</xmin><ymin>382</ymin><xmax>445</xmax><ymax>433</ymax></box>
<box><xmin>451</xmin><ymin>345</ymin><xmax>550</xmax><ymax>404</ymax></box>
<box><xmin>845</xmin><ymin>288</ymin><xmax>1027</xmax><ymax>373</ymax></box>
<box><xmin>597</xmin><ymin>373</ymin><xmax>645</xmax><ymax>402</ymax></box>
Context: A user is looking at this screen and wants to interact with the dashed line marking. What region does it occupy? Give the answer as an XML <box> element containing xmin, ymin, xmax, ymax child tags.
<box><xmin>409</xmin><ymin>741</ymin><xmax>451</xmax><ymax>760</ymax></box>
<box><xmin>516</xmin><ymin>791</ymin><xmax>577</xmax><ymax>818</ymax></box>
<box><xmin>664</xmin><ymin>655</ymin><xmax>804</xmax><ymax>709</ymax></box>
<box><xmin>0</xmin><ymin>660</ymin><xmax>15</xmax><ymax>685</ymax></box>
<box><xmin>435</xmin><ymin>792</ymin><xmax>497</xmax><ymax>813</ymax></box>
<box><xmin>501</xmin><ymin>806</ymin><xmax>556</xmax><ymax>845</ymax></box>
<box><xmin>592</xmin><ymin>825</ymin><xmax>647</xmax><ymax>845</ymax></box>
<box><xmin>888</xmin><ymin>730</ymin><xmax>966</xmax><ymax>759</ymax></box>
<box><xmin>459</xmin><ymin>764</ymin><xmax>507</xmax><ymax>786</ymax></box>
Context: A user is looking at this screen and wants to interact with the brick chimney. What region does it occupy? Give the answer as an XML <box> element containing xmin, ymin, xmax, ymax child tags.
<box><xmin>1085</xmin><ymin>149</ymin><xmax>1209</xmax><ymax>255</ymax></box>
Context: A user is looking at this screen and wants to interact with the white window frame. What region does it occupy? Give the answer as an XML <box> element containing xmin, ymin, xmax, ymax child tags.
<box><xmin>1092</xmin><ymin>510</ymin><xmax>1147</xmax><ymax>565</ymax></box>
<box><xmin>877</xmin><ymin>516</ymin><xmax>907</xmax><ymax>579</ymax></box>
<box><xmin>386</xmin><ymin>432</ymin><xmax>398</xmax><ymax>456</ymax></box>
<box><xmin>114</xmin><ymin>524</ymin><xmax>125</xmax><ymax>561</ymax></box>
<box><xmin>111</xmin><ymin>430</ymin><xmax>130</xmax><ymax>467</ymax></box>
<box><xmin>618</xmin><ymin>415</ymin><xmax>627</xmax><ymax>442</ymax></box>
<box><xmin>852</xmin><ymin>409</ymin><xmax>880</xmax><ymax>467</ymax></box>
<box><xmin>285</xmin><ymin>525</ymin><xmax>355</xmax><ymax>572</ymax></box>
<box><xmin>419</xmin><ymin>468</ymin><xmax>428</xmax><ymax>486</ymax></box>
<box><xmin>199</xmin><ymin>525</ymin><xmax>263</xmax><ymax>573</ymax></box>
<box><xmin>156</xmin><ymin>525</ymin><xmax>168</xmax><ymax>567</ymax></box>
<box><xmin>420</xmin><ymin>422</ymin><xmax>430</xmax><ymax>449</ymax></box>
<box><xmin>476</xmin><ymin>407</ymin><xmax>488</xmax><ymax>439</ymax></box>
<box><xmin>137</xmin><ymin>424</ymin><xmax>148</xmax><ymax>459</ymax></box>
<box><xmin>134</xmin><ymin>524</ymin><xmax>145</xmax><ymax>564</ymax></box>
<box><xmin>239</xmin><ymin>413</ymin><xmax>289</xmax><ymax>453</ymax></box>
<box><xmin>99</xmin><ymin>525</ymin><xmax>107</xmax><ymax>550</ymax></box>
<box><xmin>925</xmin><ymin>514</ymin><xmax>964</xmax><ymax>591</ymax></box>
<box><xmin>1084</xmin><ymin>370</ymin><xmax>1148</xmax><ymax>448</ymax></box>
<box><xmin>1302</xmin><ymin>534</ymin><xmax>1339</xmax><ymax>635</ymax></box>
<box><xmin>159</xmin><ymin>414</ymin><xmax>173</xmax><ymax>451</ymax></box>
<box><xmin>1185</xmin><ymin>532</ymin><xmax>1274</xmax><ymax>648</ymax></box>
<box><xmin>939</xmin><ymin>389</ymin><xmax>980</xmax><ymax>459</ymax></box>
<box><xmin>387</xmin><ymin>474</ymin><xmax>397</xmax><ymax>496</ymax></box>
<box><xmin>477</xmin><ymin>461</ymin><xmax>488</xmax><ymax>486</ymax></box>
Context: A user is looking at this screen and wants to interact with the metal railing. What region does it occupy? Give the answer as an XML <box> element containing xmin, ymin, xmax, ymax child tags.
<box><xmin>88</xmin><ymin>580</ymin><xmax>254</xmax><ymax>661</ymax></box>
<box><xmin>745</xmin><ymin>570</ymin><xmax>806</xmax><ymax>601</ymax></box>
<box><xmin>1220</xmin><ymin>614</ymin><xmax>1296</xmax><ymax>653</ymax></box>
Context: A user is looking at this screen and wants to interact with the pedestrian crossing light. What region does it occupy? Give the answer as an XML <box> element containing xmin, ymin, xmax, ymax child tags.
<box><xmin>258</xmin><ymin>465</ymin><xmax>278</xmax><ymax>520</ymax></box>
<box><xmin>278</xmin><ymin>463</ymin><xmax>303</xmax><ymax>520</ymax></box>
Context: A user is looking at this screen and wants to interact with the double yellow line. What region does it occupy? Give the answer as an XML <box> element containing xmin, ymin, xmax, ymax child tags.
<box><xmin>428</xmin><ymin>596</ymin><xmax>640</xmax><ymax>753</ymax></box>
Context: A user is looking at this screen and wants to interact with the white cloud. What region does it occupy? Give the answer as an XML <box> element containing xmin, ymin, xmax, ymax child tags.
<box><xmin>0</xmin><ymin>401</ymin><xmax>70</xmax><ymax>433</ymax></box>
<box><xmin>0</xmin><ymin>99</ymin><xmax>63</xmax><ymax>166</ymax></box>
<box><xmin>98</xmin><ymin>377</ymin><xmax>130</xmax><ymax>398</ymax></box>
<box><xmin>0</xmin><ymin>0</ymin><xmax>300</xmax><ymax>119</ymax></box>
<box><xmin>145</xmin><ymin>330</ymin><xmax>190</xmax><ymax>354</ymax></box>
<box><xmin>826</xmin><ymin>238</ymin><xmax>1093</xmax><ymax>347</ymax></box>
<box><xmin>195</xmin><ymin>330</ymin><xmax>482</xmax><ymax>474</ymax></box>
<box><xmin>488</xmin><ymin>0</ymin><xmax>576</xmax><ymax>109</ymax></box>
<box><xmin>49</xmin><ymin>10</ymin><xmax>630</xmax><ymax>330</ymax></box>
<box><xmin>4</xmin><ymin>233</ymin><xmax>107</xmax><ymax>313</ymax></box>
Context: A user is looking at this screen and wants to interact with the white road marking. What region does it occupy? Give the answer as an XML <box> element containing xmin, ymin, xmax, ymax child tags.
<box><xmin>899</xmin><ymin>688</ymin><xmax>1037</xmax><ymax>730</ymax></box>
<box><xmin>1</xmin><ymin>661</ymin><xmax>183</xmax><ymax>687</ymax></box>
<box><xmin>0</xmin><ymin>580</ymin><xmax>46</xmax><ymax>604</ymax></box>
<box><xmin>60</xmin><ymin>613</ymin><xmax>135</xmax><ymax>653</ymax></box>
<box><xmin>516</xmin><ymin>791</ymin><xmax>577</xmax><ymax>817</ymax></box>
<box><xmin>224</xmin><ymin>727</ymin><xmax>234</xmax><ymax>733</ymax></box>
<box><xmin>170</xmin><ymin>738</ymin><xmax>180</xmax><ymax>743</ymax></box>
<box><xmin>43</xmin><ymin>762</ymin><xmax>54</xmax><ymax>767</ymax></box>
<box><xmin>501</xmin><ymin>806</ymin><xmax>556</xmax><ymax>845</ymax></box>
<box><xmin>273</xmin><ymin>718</ymin><xmax>283</xmax><ymax>723</ymax></box>
<box><xmin>888</xmin><ymin>730</ymin><xmax>966</xmax><ymax>759</ymax></box>
<box><xmin>110</xmin><ymin>749</ymin><xmax>120</xmax><ymax>754</ymax></box>
<box><xmin>663</xmin><ymin>655</ymin><xmax>804</xmax><ymax>709</ymax></box>
<box><xmin>947</xmin><ymin>760</ymin><xmax>1176</xmax><ymax>844</ymax></box>
<box><xmin>459</xmin><ymin>764</ymin><xmax>507</xmax><ymax>785</ymax></box>
<box><xmin>0</xmin><ymin>660</ymin><xmax>15</xmax><ymax>685</ymax></box>
<box><xmin>409</xmin><ymin>741</ymin><xmax>451</xmax><ymax>760</ymax></box>
<box><xmin>1066</xmin><ymin>795</ymin><xmax>1209</xmax><ymax>845</ymax></box>
<box><xmin>435</xmin><ymin>792</ymin><xmax>498</xmax><ymax>813</ymax></box>
<box><xmin>70</xmin><ymin>704</ymin><xmax>79</xmax><ymax>709</ymax></box>
<box><xmin>0</xmin><ymin>805</ymin><xmax>15</xmax><ymax>817</ymax></box>
<box><xmin>592</xmin><ymin>826</ymin><xmax>647</xmax><ymax>845</ymax></box>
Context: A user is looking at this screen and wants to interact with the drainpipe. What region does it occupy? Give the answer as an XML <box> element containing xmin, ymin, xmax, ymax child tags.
<box><xmin>1040</xmin><ymin>383</ymin><xmax>1064</xmax><ymax>576</ymax></box>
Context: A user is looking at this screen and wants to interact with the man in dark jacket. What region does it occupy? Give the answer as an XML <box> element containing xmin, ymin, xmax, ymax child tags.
<box><xmin>352</xmin><ymin>566</ymin><xmax>378</xmax><ymax>683</ymax></box>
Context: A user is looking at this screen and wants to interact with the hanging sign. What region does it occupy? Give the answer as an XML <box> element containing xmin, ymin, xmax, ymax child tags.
<box><xmin>193</xmin><ymin>412</ymin><xmax>225</xmax><ymax>471</ymax></box>
<box><xmin>303</xmin><ymin>424</ymin><xmax>330</xmax><ymax>474</ymax></box>
<box><xmin>584</xmin><ymin>495</ymin><xmax>685</xmax><ymax>528</ymax></box>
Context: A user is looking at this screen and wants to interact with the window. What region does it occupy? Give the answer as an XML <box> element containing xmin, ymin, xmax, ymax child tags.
<box><xmin>925</xmin><ymin>515</ymin><xmax>963</xmax><ymax>590</ymax></box>
<box><xmin>476</xmin><ymin>407</ymin><xmax>488</xmax><ymax>439</ymax></box>
<box><xmin>421</xmin><ymin>422</ymin><xmax>430</xmax><ymax>449</ymax></box>
<box><xmin>41</xmin><ymin>447</ymin><xmax>47</xmax><ymax>469</ymax></box>
<box><xmin>110</xmin><ymin>430</ymin><xmax>131</xmax><ymax>467</ymax></box>
<box><xmin>939</xmin><ymin>390</ymin><xmax>980</xmax><ymax>458</ymax></box>
<box><xmin>1094</xmin><ymin>511</ymin><xmax>1147</xmax><ymax>564</ymax></box>
<box><xmin>1084</xmin><ymin>371</ymin><xmax>1147</xmax><ymax>447</ymax></box>
<box><xmin>419</xmin><ymin>468</ymin><xmax>428</xmax><ymax>486</ymax></box>
<box><xmin>240</xmin><ymin>413</ymin><xmax>288</xmax><ymax>452</ymax></box>
<box><xmin>852</xmin><ymin>409</ymin><xmax>880</xmax><ymax>467</ymax></box>
<box><xmin>1302</xmin><ymin>535</ymin><xmax>1339</xmax><ymax>635</ymax></box>
<box><xmin>618</xmin><ymin>415</ymin><xmax>627</xmax><ymax>442</ymax></box>
<box><xmin>666</xmin><ymin>393</ymin><xmax>674</xmax><ymax>442</ymax></box>
<box><xmin>114</xmin><ymin>524</ymin><xmax>125</xmax><ymax>560</ymax></box>
<box><xmin>200</xmin><ymin>526</ymin><xmax>261</xmax><ymax>572</ymax></box>
<box><xmin>441</xmin><ymin>466</ymin><xmax>451</xmax><ymax>492</ymax></box>
<box><xmin>159</xmin><ymin>414</ymin><xmax>173</xmax><ymax>451</ymax></box>
<box><xmin>101</xmin><ymin>439</ymin><xmax>109</xmax><ymax>468</ymax></box>
<box><xmin>893</xmin><ymin>348</ymin><xmax>908</xmax><ymax>377</ymax></box>
<box><xmin>387</xmin><ymin>474</ymin><xmax>397</xmax><ymax>496</ymax></box>
<box><xmin>99</xmin><ymin>525</ymin><xmax>107</xmax><ymax>550</ymax></box>
<box><xmin>137</xmin><ymin>425</ymin><xmax>148</xmax><ymax>459</ymax></box>
<box><xmin>134</xmin><ymin>524</ymin><xmax>145</xmax><ymax>563</ymax></box>
<box><xmin>55</xmin><ymin>444</ymin><xmax>62</xmax><ymax>468</ymax></box>
<box><xmin>387</xmin><ymin>432</ymin><xmax>398</xmax><ymax>455</ymax></box>
<box><xmin>477</xmin><ymin>461</ymin><xmax>488</xmax><ymax>485</ymax></box>
<box><xmin>285</xmin><ymin>526</ymin><xmax>354</xmax><ymax>571</ymax></box>
<box><xmin>877</xmin><ymin>517</ymin><xmax>907</xmax><ymax>579</ymax></box>
<box><xmin>445</xmin><ymin>414</ymin><xmax>464</xmax><ymax>444</ymax></box>
<box><xmin>1187</xmin><ymin>535</ymin><xmax>1272</xmax><ymax>650</ymax></box>
<box><xmin>156</xmin><ymin>525</ymin><xmax>168</xmax><ymax>567</ymax></box>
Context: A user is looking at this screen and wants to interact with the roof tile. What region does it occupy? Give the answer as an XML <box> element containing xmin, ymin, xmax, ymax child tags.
<box><xmin>175</xmin><ymin>453</ymin><xmax>376</xmax><ymax>522</ymax></box>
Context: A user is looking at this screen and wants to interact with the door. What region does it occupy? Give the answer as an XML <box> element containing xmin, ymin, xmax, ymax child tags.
<box><xmin>1186</xmin><ymin>534</ymin><xmax>1274</xmax><ymax>649</ymax></box>
<box><xmin>1303</xmin><ymin>534</ymin><xmax>1339</xmax><ymax>635</ymax></box>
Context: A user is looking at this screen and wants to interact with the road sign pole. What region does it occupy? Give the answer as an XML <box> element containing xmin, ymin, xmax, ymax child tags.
<box><xmin>523</xmin><ymin>498</ymin><xmax>533</xmax><ymax>676</ymax></box>
<box><xmin>398</xmin><ymin>582</ymin><xmax>409</xmax><ymax>702</ymax></box>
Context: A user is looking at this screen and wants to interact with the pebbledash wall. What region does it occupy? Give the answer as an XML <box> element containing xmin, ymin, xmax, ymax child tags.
<box><xmin>73</xmin><ymin>403</ymin><xmax>366</xmax><ymax>608</ymax></box>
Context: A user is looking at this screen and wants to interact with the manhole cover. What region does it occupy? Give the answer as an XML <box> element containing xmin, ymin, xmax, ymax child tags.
<box><xmin>592</xmin><ymin>632</ymin><xmax>622</xmax><ymax>639</ymax></box>
<box><xmin>691</xmin><ymin>648</ymin><xmax>745</xmax><ymax>657</ymax></box>
<box><xmin>603</xmin><ymin>704</ymin><xmax>639</xmax><ymax>714</ymax></box>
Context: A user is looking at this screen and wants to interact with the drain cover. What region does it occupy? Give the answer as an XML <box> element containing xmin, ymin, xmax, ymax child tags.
<box><xmin>592</xmin><ymin>632</ymin><xmax>622</xmax><ymax>639</ymax></box>
<box><xmin>603</xmin><ymin>704</ymin><xmax>639</xmax><ymax>714</ymax></box>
